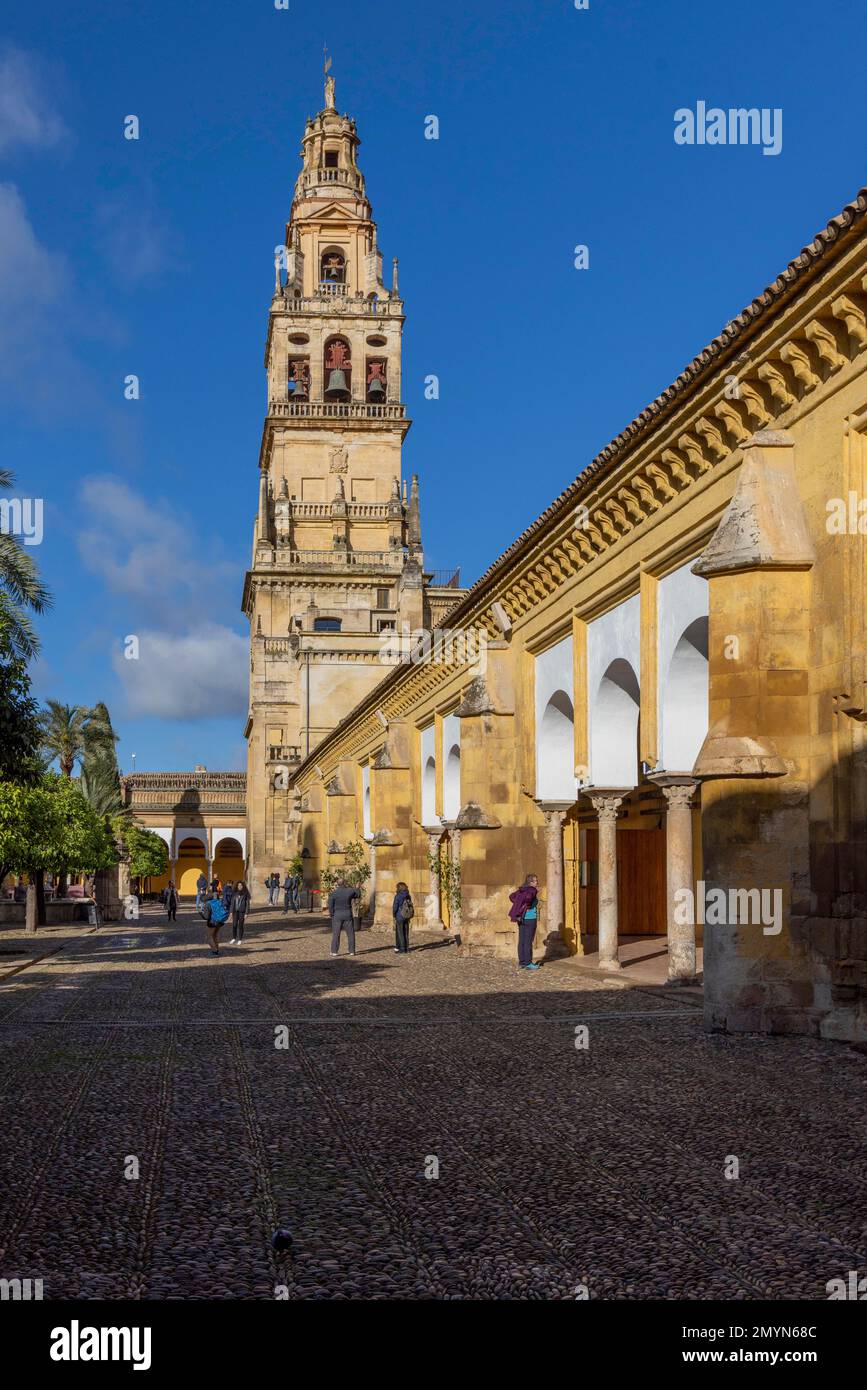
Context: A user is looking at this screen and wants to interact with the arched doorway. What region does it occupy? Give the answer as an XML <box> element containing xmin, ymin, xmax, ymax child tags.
<box><xmin>176</xmin><ymin>837</ymin><xmax>208</xmax><ymax>897</ymax></box>
<box><xmin>213</xmin><ymin>837</ymin><xmax>245</xmax><ymax>888</ymax></box>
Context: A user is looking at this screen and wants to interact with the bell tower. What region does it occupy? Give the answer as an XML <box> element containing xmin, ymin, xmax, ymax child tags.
<box><xmin>242</xmin><ymin>72</ymin><xmax>429</xmax><ymax>896</ymax></box>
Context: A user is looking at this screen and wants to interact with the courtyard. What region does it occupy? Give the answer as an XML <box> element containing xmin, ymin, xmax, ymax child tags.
<box><xmin>0</xmin><ymin>904</ymin><xmax>863</xmax><ymax>1301</ymax></box>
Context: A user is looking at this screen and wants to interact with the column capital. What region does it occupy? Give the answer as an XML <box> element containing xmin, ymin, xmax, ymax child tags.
<box><xmin>585</xmin><ymin>789</ymin><xmax>628</xmax><ymax>824</ymax></box>
<box><xmin>651</xmin><ymin>775</ymin><xmax>699</xmax><ymax>810</ymax></box>
<box><xmin>536</xmin><ymin>800</ymin><xmax>572</xmax><ymax>832</ymax></box>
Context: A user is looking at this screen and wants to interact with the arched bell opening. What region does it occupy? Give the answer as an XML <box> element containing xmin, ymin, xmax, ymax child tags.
<box><xmin>366</xmin><ymin>358</ymin><xmax>387</xmax><ymax>403</ymax></box>
<box><xmin>320</xmin><ymin>249</ymin><xmax>346</xmax><ymax>288</ymax></box>
<box><xmin>324</xmin><ymin>336</ymin><xmax>351</xmax><ymax>400</ymax></box>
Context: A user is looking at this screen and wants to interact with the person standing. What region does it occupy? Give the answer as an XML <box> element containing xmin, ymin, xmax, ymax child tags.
<box><xmin>230</xmin><ymin>881</ymin><xmax>251</xmax><ymax>944</ymax></box>
<box><xmin>203</xmin><ymin>891</ymin><xmax>228</xmax><ymax>956</ymax></box>
<box><xmin>290</xmin><ymin>873</ymin><xmax>301</xmax><ymax>913</ymax></box>
<box><xmin>222</xmin><ymin>880</ymin><xmax>234</xmax><ymax>915</ymax></box>
<box><xmin>509</xmin><ymin>873</ymin><xmax>540</xmax><ymax>971</ymax></box>
<box><xmin>163</xmin><ymin>880</ymin><xmax>179</xmax><ymax>922</ymax></box>
<box><xmin>327</xmin><ymin>879</ymin><xmax>359</xmax><ymax>957</ymax></box>
<box><xmin>282</xmin><ymin>871</ymin><xmax>293</xmax><ymax>913</ymax></box>
<box><xmin>392</xmin><ymin>881</ymin><xmax>414</xmax><ymax>954</ymax></box>
<box><xmin>196</xmin><ymin>872</ymin><xmax>208</xmax><ymax>913</ymax></box>
<box><xmin>269</xmin><ymin>872</ymin><xmax>280</xmax><ymax>907</ymax></box>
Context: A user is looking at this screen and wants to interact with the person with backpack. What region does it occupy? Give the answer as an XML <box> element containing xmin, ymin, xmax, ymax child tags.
<box><xmin>392</xmin><ymin>881</ymin><xmax>414</xmax><ymax>954</ymax></box>
<box><xmin>162</xmin><ymin>880</ymin><xmax>179</xmax><ymax>922</ymax></box>
<box><xmin>509</xmin><ymin>873</ymin><xmax>540</xmax><ymax>972</ymax></box>
<box><xmin>195</xmin><ymin>872</ymin><xmax>208</xmax><ymax>912</ymax></box>
<box><xmin>230</xmin><ymin>881</ymin><xmax>251</xmax><ymax>944</ymax></box>
<box><xmin>327</xmin><ymin>878</ymin><xmax>359</xmax><ymax>956</ymax></box>
<box><xmin>203</xmin><ymin>891</ymin><xmax>229</xmax><ymax>955</ymax></box>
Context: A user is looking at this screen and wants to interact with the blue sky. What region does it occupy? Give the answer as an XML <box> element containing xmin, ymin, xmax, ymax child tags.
<box><xmin>2</xmin><ymin>0</ymin><xmax>863</xmax><ymax>774</ymax></box>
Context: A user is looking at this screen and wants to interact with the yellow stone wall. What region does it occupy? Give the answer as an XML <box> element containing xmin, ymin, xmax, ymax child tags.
<box><xmin>291</xmin><ymin>193</ymin><xmax>867</xmax><ymax>1042</ymax></box>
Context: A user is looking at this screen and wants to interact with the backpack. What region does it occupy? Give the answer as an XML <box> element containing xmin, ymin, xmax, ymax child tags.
<box><xmin>209</xmin><ymin>900</ymin><xmax>228</xmax><ymax>925</ymax></box>
<box><xmin>399</xmin><ymin>895</ymin><xmax>414</xmax><ymax>922</ymax></box>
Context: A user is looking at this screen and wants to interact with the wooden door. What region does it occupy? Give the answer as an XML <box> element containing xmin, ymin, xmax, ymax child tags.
<box><xmin>582</xmin><ymin>826</ymin><xmax>666</xmax><ymax>936</ymax></box>
<box><xmin>563</xmin><ymin>817</ymin><xmax>581</xmax><ymax>954</ymax></box>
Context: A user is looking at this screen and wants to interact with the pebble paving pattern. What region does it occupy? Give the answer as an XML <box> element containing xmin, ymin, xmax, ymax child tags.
<box><xmin>0</xmin><ymin>904</ymin><xmax>864</xmax><ymax>1300</ymax></box>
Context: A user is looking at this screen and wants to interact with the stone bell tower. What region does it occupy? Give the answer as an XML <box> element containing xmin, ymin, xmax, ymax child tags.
<box><xmin>242</xmin><ymin>72</ymin><xmax>431</xmax><ymax>896</ymax></box>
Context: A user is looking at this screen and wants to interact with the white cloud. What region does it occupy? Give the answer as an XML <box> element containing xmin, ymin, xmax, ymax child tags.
<box><xmin>112</xmin><ymin>623</ymin><xmax>248</xmax><ymax>719</ymax></box>
<box><xmin>0</xmin><ymin>183</ymin><xmax>112</xmax><ymax>424</ymax></box>
<box><xmin>0</xmin><ymin>182</ymin><xmax>57</xmax><ymax>307</ymax></box>
<box><xmin>0</xmin><ymin>45</ymin><xmax>67</xmax><ymax>156</ymax></box>
<box><xmin>94</xmin><ymin>190</ymin><xmax>179</xmax><ymax>284</ymax></box>
<box><xmin>77</xmin><ymin>475</ymin><xmax>240</xmax><ymax>631</ymax></box>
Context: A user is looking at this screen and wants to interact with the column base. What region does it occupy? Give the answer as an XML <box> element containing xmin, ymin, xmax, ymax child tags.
<box><xmin>598</xmin><ymin>956</ymin><xmax>622</xmax><ymax>972</ymax></box>
<box><xmin>665</xmin><ymin>973</ymin><xmax>699</xmax><ymax>988</ymax></box>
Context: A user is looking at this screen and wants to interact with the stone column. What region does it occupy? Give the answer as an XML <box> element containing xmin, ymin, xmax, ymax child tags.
<box><xmin>587</xmin><ymin>792</ymin><xmax>625</xmax><ymax>971</ymax></box>
<box><xmin>423</xmin><ymin>829</ymin><xmax>444</xmax><ymax>928</ymax></box>
<box><xmin>537</xmin><ymin>802</ymin><xmax>572</xmax><ymax>959</ymax></box>
<box><xmin>366</xmin><ymin>840</ymin><xmax>376</xmax><ymax>925</ymax></box>
<box><xmin>655</xmin><ymin>778</ymin><xmax>699</xmax><ymax>984</ymax></box>
<box><xmin>450</xmin><ymin>827</ymin><xmax>462</xmax><ymax>930</ymax></box>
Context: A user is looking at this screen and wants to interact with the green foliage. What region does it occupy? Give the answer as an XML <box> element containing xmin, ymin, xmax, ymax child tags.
<box><xmin>41</xmin><ymin>700</ymin><xmax>117</xmax><ymax>779</ymax></box>
<box><xmin>0</xmin><ymin>469</ymin><xmax>52</xmax><ymax>662</ymax></box>
<box><xmin>116</xmin><ymin>822</ymin><xmax>169</xmax><ymax>879</ymax></box>
<box><xmin>428</xmin><ymin>849</ymin><xmax>462</xmax><ymax>911</ymax></box>
<box><xmin>0</xmin><ymin>655</ymin><xmax>43</xmax><ymax>783</ymax></box>
<box><xmin>320</xmin><ymin>840</ymin><xmax>371</xmax><ymax>896</ymax></box>
<box><xmin>0</xmin><ymin>774</ymin><xmax>116</xmax><ymax>876</ymax></box>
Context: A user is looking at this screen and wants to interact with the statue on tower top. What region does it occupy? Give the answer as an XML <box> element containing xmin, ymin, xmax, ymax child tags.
<box><xmin>324</xmin><ymin>48</ymin><xmax>335</xmax><ymax>110</ymax></box>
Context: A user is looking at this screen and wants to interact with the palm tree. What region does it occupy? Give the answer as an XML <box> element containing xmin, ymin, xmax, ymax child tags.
<box><xmin>41</xmin><ymin>701</ymin><xmax>88</xmax><ymax>777</ymax></box>
<box><xmin>80</xmin><ymin>757</ymin><xmax>130</xmax><ymax>821</ymax></box>
<box><xmin>41</xmin><ymin>701</ymin><xmax>118</xmax><ymax>778</ymax></box>
<box><xmin>83</xmin><ymin>702</ymin><xmax>119</xmax><ymax>765</ymax></box>
<box><xmin>0</xmin><ymin>468</ymin><xmax>51</xmax><ymax>660</ymax></box>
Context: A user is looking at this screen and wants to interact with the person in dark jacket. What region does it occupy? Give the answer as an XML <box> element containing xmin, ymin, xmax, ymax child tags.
<box><xmin>222</xmin><ymin>880</ymin><xmax>234</xmax><ymax>914</ymax></box>
<box><xmin>327</xmin><ymin>880</ymin><xmax>359</xmax><ymax>957</ymax></box>
<box><xmin>195</xmin><ymin>872</ymin><xmax>208</xmax><ymax>912</ymax></box>
<box><xmin>230</xmin><ymin>881</ymin><xmax>251</xmax><ymax>944</ymax></box>
<box><xmin>392</xmin><ymin>881</ymin><xmax>413</xmax><ymax>954</ymax></box>
<box><xmin>162</xmin><ymin>880</ymin><xmax>179</xmax><ymax>922</ymax></box>
<box><xmin>509</xmin><ymin>874</ymin><xmax>540</xmax><ymax>971</ymax></box>
<box><xmin>282</xmin><ymin>872</ymin><xmax>293</xmax><ymax>913</ymax></box>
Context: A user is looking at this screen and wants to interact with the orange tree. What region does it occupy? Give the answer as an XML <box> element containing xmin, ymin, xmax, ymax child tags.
<box><xmin>0</xmin><ymin>775</ymin><xmax>115</xmax><ymax>931</ymax></box>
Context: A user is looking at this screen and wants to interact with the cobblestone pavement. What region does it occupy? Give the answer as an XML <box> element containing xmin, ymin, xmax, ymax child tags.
<box><xmin>0</xmin><ymin>904</ymin><xmax>864</xmax><ymax>1301</ymax></box>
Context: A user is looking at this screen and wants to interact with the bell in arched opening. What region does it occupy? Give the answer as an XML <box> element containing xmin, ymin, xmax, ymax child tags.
<box><xmin>367</xmin><ymin>360</ymin><xmax>387</xmax><ymax>403</ymax></box>
<box><xmin>324</xmin><ymin>338</ymin><xmax>352</xmax><ymax>400</ymax></box>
